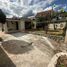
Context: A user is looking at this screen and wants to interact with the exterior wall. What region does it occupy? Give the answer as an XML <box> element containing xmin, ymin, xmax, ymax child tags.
<box><xmin>0</xmin><ymin>23</ymin><xmax>8</xmax><ymax>32</ymax></box>
<box><xmin>19</xmin><ymin>20</ymin><xmax>25</xmax><ymax>31</ymax></box>
<box><xmin>33</xmin><ymin>20</ymin><xmax>36</xmax><ymax>29</ymax></box>
<box><xmin>0</xmin><ymin>23</ymin><xmax>2</xmax><ymax>31</ymax></box>
<box><xmin>48</xmin><ymin>22</ymin><xmax>66</xmax><ymax>30</ymax></box>
<box><xmin>48</xmin><ymin>24</ymin><xmax>54</xmax><ymax>30</ymax></box>
<box><xmin>4</xmin><ymin>23</ymin><xmax>8</xmax><ymax>32</ymax></box>
<box><xmin>5</xmin><ymin>19</ymin><xmax>25</xmax><ymax>32</ymax></box>
<box><xmin>0</xmin><ymin>19</ymin><xmax>25</xmax><ymax>32</ymax></box>
<box><xmin>7</xmin><ymin>21</ymin><xmax>17</xmax><ymax>31</ymax></box>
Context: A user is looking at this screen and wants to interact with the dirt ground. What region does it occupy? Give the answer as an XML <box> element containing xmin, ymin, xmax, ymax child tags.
<box><xmin>0</xmin><ymin>32</ymin><xmax>54</xmax><ymax>67</ymax></box>
<box><xmin>0</xmin><ymin>46</ymin><xmax>16</xmax><ymax>67</ymax></box>
<box><xmin>0</xmin><ymin>32</ymin><xmax>67</xmax><ymax>67</ymax></box>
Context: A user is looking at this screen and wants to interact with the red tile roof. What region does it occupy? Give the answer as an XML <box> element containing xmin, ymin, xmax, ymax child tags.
<box><xmin>36</xmin><ymin>10</ymin><xmax>54</xmax><ymax>18</ymax></box>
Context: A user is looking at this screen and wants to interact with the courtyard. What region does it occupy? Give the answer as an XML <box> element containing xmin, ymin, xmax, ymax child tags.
<box><xmin>0</xmin><ymin>32</ymin><xmax>67</xmax><ymax>67</ymax></box>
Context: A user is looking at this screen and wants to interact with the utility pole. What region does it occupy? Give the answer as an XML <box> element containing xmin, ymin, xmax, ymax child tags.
<box><xmin>64</xmin><ymin>21</ymin><xmax>67</xmax><ymax>43</ymax></box>
<box><xmin>52</xmin><ymin>4</ymin><xmax>56</xmax><ymax>30</ymax></box>
<box><xmin>63</xmin><ymin>0</ymin><xmax>67</xmax><ymax>43</ymax></box>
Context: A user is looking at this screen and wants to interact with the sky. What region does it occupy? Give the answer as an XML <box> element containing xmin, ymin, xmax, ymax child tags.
<box><xmin>0</xmin><ymin>0</ymin><xmax>67</xmax><ymax>18</ymax></box>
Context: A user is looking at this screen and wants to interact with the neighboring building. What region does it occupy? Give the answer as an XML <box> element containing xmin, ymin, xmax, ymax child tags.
<box><xmin>36</xmin><ymin>10</ymin><xmax>55</xmax><ymax>20</ymax></box>
<box><xmin>36</xmin><ymin>10</ymin><xmax>53</xmax><ymax>17</ymax></box>
<box><xmin>35</xmin><ymin>10</ymin><xmax>67</xmax><ymax>30</ymax></box>
<box><xmin>35</xmin><ymin>10</ymin><xmax>56</xmax><ymax>30</ymax></box>
<box><xmin>36</xmin><ymin>10</ymin><xmax>67</xmax><ymax>21</ymax></box>
<box><xmin>54</xmin><ymin>12</ymin><xmax>67</xmax><ymax>20</ymax></box>
<box><xmin>49</xmin><ymin>12</ymin><xmax>67</xmax><ymax>30</ymax></box>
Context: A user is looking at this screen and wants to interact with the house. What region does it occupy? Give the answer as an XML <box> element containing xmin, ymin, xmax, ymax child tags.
<box><xmin>36</xmin><ymin>10</ymin><xmax>55</xmax><ymax>20</ymax></box>
<box><xmin>24</xmin><ymin>18</ymin><xmax>33</xmax><ymax>30</ymax></box>
<box><xmin>35</xmin><ymin>10</ymin><xmax>55</xmax><ymax>30</ymax></box>
<box><xmin>48</xmin><ymin>20</ymin><xmax>66</xmax><ymax>30</ymax></box>
<box><xmin>49</xmin><ymin>12</ymin><xmax>67</xmax><ymax>30</ymax></box>
<box><xmin>0</xmin><ymin>17</ymin><xmax>25</xmax><ymax>33</ymax></box>
<box><xmin>0</xmin><ymin>17</ymin><xmax>36</xmax><ymax>33</ymax></box>
<box><xmin>36</xmin><ymin>10</ymin><xmax>54</xmax><ymax>17</ymax></box>
<box><xmin>35</xmin><ymin>10</ymin><xmax>67</xmax><ymax>31</ymax></box>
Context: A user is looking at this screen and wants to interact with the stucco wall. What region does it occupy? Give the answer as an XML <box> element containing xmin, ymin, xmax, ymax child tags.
<box><xmin>19</xmin><ymin>20</ymin><xmax>25</xmax><ymax>31</ymax></box>
<box><xmin>4</xmin><ymin>23</ymin><xmax>8</xmax><ymax>32</ymax></box>
<box><xmin>7</xmin><ymin>21</ymin><xmax>17</xmax><ymax>31</ymax></box>
<box><xmin>33</xmin><ymin>21</ymin><xmax>36</xmax><ymax>29</ymax></box>
<box><xmin>0</xmin><ymin>23</ymin><xmax>2</xmax><ymax>31</ymax></box>
<box><xmin>48</xmin><ymin>22</ymin><xmax>66</xmax><ymax>30</ymax></box>
<box><xmin>0</xmin><ymin>23</ymin><xmax>8</xmax><ymax>32</ymax></box>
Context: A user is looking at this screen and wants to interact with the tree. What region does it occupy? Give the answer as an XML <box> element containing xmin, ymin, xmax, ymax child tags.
<box><xmin>36</xmin><ymin>17</ymin><xmax>45</xmax><ymax>22</ymax></box>
<box><xmin>60</xmin><ymin>8</ymin><xmax>65</xmax><ymax>13</ymax></box>
<box><xmin>36</xmin><ymin>16</ymin><xmax>49</xmax><ymax>33</ymax></box>
<box><xmin>0</xmin><ymin>9</ymin><xmax>6</xmax><ymax>31</ymax></box>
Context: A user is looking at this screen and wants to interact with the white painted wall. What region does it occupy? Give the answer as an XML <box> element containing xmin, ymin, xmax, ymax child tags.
<box><xmin>4</xmin><ymin>23</ymin><xmax>8</xmax><ymax>32</ymax></box>
<box><xmin>0</xmin><ymin>23</ymin><xmax>8</xmax><ymax>32</ymax></box>
<box><xmin>19</xmin><ymin>20</ymin><xmax>25</xmax><ymax>31</ymax></box>
<box><xmin>48</xmin><ymin>22</ymin><xmax>66</xmax><ymax>30</ymax></box>
<box><xmin>33</xmin><ymin>21</ymin><xmax>36</xmax><ymax>29</ymax></box>
<box><xmin>48</xmin><ymin>24</ymin><xmax>54</xmax><ymax>30</ymax></box>
<box><xmin>7</xmin><ymin>21</ymin><xmax>17</xmax><ymax>31</ymax></box>
<box><xmin>0</xmin><ymin>23</ymin><xmax>2</xmax><ymax>31</ymax></box>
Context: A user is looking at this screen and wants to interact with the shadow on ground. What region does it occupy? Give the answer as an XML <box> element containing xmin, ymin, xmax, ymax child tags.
<box><xmin>34</xmin><ymin>40</ymin><xmax>55</xmax><ymax>58</ymax></box>
<box><xmin>10</xmin><ymin>33</ymin><xmax>28</xmax><ymax>37</ymax></box>
<box><xmin>2</xmin><ymin>40</ymin><xmax>33</xmax><ymax>54</ymax></box>
<box><xmin>0</xmin><ymin>46</ymin><xmax>16</xmax><ymax>67</ymax></box>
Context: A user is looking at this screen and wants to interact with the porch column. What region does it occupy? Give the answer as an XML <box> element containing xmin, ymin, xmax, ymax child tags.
<box><xmin>19</xmin><ymin>20</ymin><xmax>25</xmax><ymax>31</ymax></box>
<box><xmin>33</xmin><ymin>21</ymin><xmax>36</xmax><ymax>29</ymax></box>
<box><xmin>64</xmin><ymin>21</ymin><xmax>67</xmax><ymax>43</ymax></box>
<box><xmin>3</xmin><ymin>23</ymin><xmax>8</xmax><ymax>32</ymax></box>
<box><xmin>0</xmin><ymin>23</ymin><xmax>2</xmax><ymax>31</ymax></box>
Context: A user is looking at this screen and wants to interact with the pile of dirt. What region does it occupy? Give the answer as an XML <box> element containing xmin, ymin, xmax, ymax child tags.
<box><xmin>56</xmin><ymin>55</ymin><xmax>67</xmax><ymax>67</ymax></box>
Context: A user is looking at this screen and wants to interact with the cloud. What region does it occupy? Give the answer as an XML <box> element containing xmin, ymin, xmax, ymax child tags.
<box><xmin>44</xmin><ymin>6</ymin><xmax>52</xmax><ymax>11</ymax></box>
<box><xmin>0</xmin><ymin>0</ymin><xmax>66</xmax><ymax>18</ymax></box>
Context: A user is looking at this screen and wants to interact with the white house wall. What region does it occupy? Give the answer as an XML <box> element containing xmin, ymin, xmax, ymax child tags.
<box><xmin>48</xmin><ymin>22</ymin><xmax>66</xmax><ymax>30</ymax></box>
<box><xmin>7</xmin><ymin>21</ymin><xmax>17</xmax><ymax>31</ymax></box>
<box><xmin>0</xmin><ymin>23</ymin><xmax>2</xmax><ymax>31</ymax></box>
<box><xmin>19</xmin><ymin>20</ymin><xmax>25</xmax><ymax>31</ymax></box>
<box><xmin>4</xmin><ymin>23</ymin><xmax>8</xmax><ymax>32</ymax></box>
<box><xmin>33</xmin><ymin>21</ymin><xmax>36</xmax><ymax>29</ymax></box>
<box><xmin>0</xmin><ymin>23</ymin><xmax>8</xmax><ymax>32</ymax></box>
<box><xmin>48</xmin><ymin>24</ymin><xmax>54</xmax><ymax>30</ymax></box>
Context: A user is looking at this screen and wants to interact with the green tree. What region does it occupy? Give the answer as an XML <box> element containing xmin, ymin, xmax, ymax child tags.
<box><xmin>36</xmin><ymin>17</ymin><xmax>45</xmax><ymax>22</ymax></box>
<box><xmin>0</xmin><ymin>9</ymin><xmax>6</xmax><ymax>31</ymax></box>
<box><xmin>36</xmin><ymin>16</ymin><xmax>49</xmax><ymax>33</ymax></box>
<box><xmin>60</xmin><ymin>8</ymin><xmax>65</xmax><ymax>13</ymax></box>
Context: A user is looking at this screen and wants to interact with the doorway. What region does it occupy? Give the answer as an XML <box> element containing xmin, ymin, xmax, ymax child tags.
<box><xmin>16</xmin><ymin>21</ymin><xmax>19</xmax><ymax>30</ymax></box>
<box><xmin>25</xmin><ymin>21</ymin><xmax>32</xmax><ymax>30</ymax></box>
<box><xmin>7</xmin><ymin>21</ymin><xmax>19</xmax><ymax>32</ymax></box>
